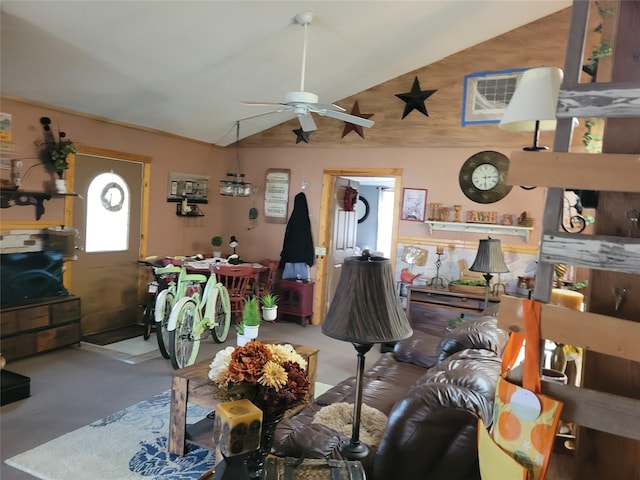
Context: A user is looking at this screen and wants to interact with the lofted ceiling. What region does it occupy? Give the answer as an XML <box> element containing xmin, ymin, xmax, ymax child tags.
<box><xmin>1</xmin><ymin>1</ymin><xmax>570</xmax><ymax>147</ymax></box>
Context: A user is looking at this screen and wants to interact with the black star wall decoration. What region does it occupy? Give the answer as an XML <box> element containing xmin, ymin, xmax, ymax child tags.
<box><xmin>293</xmin><ymin>128</ymin><xmax>311</xmax><ymax>144</ymax></box>
<box><xmin>395</xmin><ymin>76</ymin><xmax>437</xmax><ymax>119</ymax></box>
<box><xmin>342</xmin><ymin>100</ymin><xmax>374</xmax><ymax>139</ymax></box>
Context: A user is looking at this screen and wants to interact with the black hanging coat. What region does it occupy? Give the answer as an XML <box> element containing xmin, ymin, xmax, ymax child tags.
<box><xmin>279</xmin><ymin>192</ymin><xmax>315</xmax><ymax>270</ymax></box>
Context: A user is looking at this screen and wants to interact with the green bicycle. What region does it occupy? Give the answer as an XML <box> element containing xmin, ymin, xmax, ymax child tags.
<box><xmin>167</xmin><ymin>270</ymin><xmax>231</xmax><ymax>369</ymax></box>
<box><xmin>154</xmin><ymin>265</ymin><xmax>206</xmax><ymax>359</ymax></box>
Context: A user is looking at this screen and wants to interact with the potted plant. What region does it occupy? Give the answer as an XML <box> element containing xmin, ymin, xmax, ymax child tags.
<box><xmin>235</xmin><ymin>323</ymin><xmax>250</xmax><ymax>346</ymax></box>
<box><xmin>260</xmin><ymin>293</ymin><xmax>279</xmax><ymax>321</ymax></box>
<box><xmin>242</xmin><ymin>295</ymin><xmax>261</xmax><ymax>339</ymax></box>
<box><xmin>38</xmin><ymin>117</ymin><xmax>76</xmax><ymax>193</ymax></box>
<box><xmin>211</xmin><ymin>235</ymin><xmax>223</xmax><ymax>258</ymax></box>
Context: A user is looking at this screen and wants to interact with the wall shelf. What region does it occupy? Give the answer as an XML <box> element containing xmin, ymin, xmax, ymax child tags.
<box><xmin>175</xmin><ymin>203</ymin><xmax>204</xmax><ymax>217</ymax></box>
<box><xmin>0</xmin><ymin>190</ymin><xmax>78</xmax><ymax>220</ymax></box>
<box><xmin>424</xmin><ymin>220</ymin><xmax>533</xmax><ymax>241</ymax></box>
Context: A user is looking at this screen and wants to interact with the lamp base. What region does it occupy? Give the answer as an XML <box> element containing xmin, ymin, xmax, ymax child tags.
<box><xmin>523</xmin><ymin>145</ymin><xmax>548</xmax><ymax>151</ymax></box>
<box><xmin>339</xmin><ymin>440</ymin><xmax>369</xmax><ymax>460</ymax></box>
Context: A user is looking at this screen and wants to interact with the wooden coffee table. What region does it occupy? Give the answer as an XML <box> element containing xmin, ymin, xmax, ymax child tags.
<box><xmin>168</xmin><ymin>341</ymin><xmax>319</xmax><ymax>456</ymax></box>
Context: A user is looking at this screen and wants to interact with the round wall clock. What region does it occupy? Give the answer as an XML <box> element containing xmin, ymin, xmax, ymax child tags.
<box><xmin>459</xmin><ymin>151</ymin><xmax>513</xmax><ymax>204</ymax></box>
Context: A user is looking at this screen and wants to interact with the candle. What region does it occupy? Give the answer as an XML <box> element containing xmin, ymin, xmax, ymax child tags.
<box><xmin>436</xmin><ymin>245</ymin><xmax>444</xmax><ymax>255</ymax></box>
<box><xmin>550</xmin><ymin>288</ymin><xmax>584</xmax><ymax>311</ymax></box>
<box><xmin>213</xmin><ymin>399</ymin><xmax>263</xmax><ymax>457</ymax></box>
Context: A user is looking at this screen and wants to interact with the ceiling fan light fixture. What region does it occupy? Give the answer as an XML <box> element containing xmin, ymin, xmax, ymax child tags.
<box><xmin>286</xmin><ymin>91</ymin><xmax>318</xmax><ymax>104</ymax></box>
<box><xmin>242</xmin><ymin>12</ymin><xmax>375</xmax><ymax>133</ymax></box>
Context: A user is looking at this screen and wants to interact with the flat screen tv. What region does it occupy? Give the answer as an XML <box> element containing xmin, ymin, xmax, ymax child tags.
<box><xmin>1</xmin><ymin>250</ymin><xmax>68</xmax><ymax>308</ymax></box>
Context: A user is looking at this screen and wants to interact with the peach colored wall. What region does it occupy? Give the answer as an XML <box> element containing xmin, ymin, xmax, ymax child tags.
<box><xmin>223</xmin><ymin>146</ymin><xmax>545</xmax><ymax>264</ymax></box>
<box><xmin>2</xmin><ymin>98</ymin><xmax>544</xmax><ymax>265</ymax></box>
<box><xmin>1</xmin><ymin>97</ymin><xmax>230</xmax><ymax>256</ymax></box>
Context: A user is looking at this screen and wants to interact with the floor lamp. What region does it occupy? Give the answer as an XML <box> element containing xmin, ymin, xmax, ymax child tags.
<box><xmin>322</xmin><ymin>253</ymin><xmax>413</xmax><ymax>460</ymax></box>
<box><xmin>469</xmin><ymin>238</ymin><xmax>509</xmax><ymax>310</ymax></box>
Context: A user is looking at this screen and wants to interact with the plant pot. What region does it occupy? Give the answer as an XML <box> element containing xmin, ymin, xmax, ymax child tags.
<box><xmin>55</xmin><ymin>178</ymin><xmax>67</xmax><ymax>194</ymax></box>
<box><xmin>262</xmin><ymin>306</ymin><xmax>277</xmax><ymax>322</ymax></box>
<box><xmin>243</xmin><ymin>325</ymin><xmax>259</xmax><ymax>340</ymax></box>
<box><xmin>237</xmin><ymin>333</ymin><xmax>251</xmax><ymax>346</ymax></box>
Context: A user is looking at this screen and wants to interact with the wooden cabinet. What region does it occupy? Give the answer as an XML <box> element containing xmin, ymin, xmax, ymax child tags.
<box><xmin>1</xmin><ymin>296</ymin><xmax>81</xmax><ymax>361</ymax></box>
<box><xmin>277</xmin><ymin>280</ymin><xmax>314</xmax><ymax>326</ymax></box>
<box><xmin>406</xmin><ymin>286</ymin><xmax>499</xmax><ymax>337</ymax></box>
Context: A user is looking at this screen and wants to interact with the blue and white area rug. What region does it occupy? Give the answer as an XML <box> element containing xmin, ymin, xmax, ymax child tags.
<box><xmin>5</xmin><ymin>391</ymin><xmax>215</xmax><ymax>480</ymax></box>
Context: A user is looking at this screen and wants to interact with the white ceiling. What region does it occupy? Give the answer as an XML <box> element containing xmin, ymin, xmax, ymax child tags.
<box><xmin>1</xmin><ymin>1</ymin><xmax>570</xmax><ymax>147</ymax></box>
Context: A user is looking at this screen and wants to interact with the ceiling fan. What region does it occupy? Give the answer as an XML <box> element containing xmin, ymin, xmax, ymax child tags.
<box><xmin>243</xmin><ymin>12</ymin><xmax>375</xmax><ymax>133</ymax></box>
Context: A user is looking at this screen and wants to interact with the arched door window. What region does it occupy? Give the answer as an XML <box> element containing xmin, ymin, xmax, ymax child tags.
<box><xmin>85</xmin><ymin>172</ymin><xmax>130</xmax><ymax>252</ymax></box>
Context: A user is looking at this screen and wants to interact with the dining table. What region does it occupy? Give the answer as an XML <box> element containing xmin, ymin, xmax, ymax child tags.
<box><xmin>181</xmin><ymin>258</ymin><xmax>268</xmax><ymax>296</ymax></box>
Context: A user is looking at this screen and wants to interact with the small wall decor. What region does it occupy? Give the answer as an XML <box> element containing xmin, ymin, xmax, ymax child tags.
<box><xmin>341</xmin><ymin>100</ymin><xmax>374</xmax><ymax>139</ymax></box>
<box><xmin>167</xmin><ymin>172</ymin><xmax>209</xmax><ymax>203</ymax></box>
<box><xmin>343</xmin><ymin>184</ymin><xmax>358</xmax><ymax>211</ymax></box>
<box><xmin>293</xmin><ymin>128</ymin><xmax>311</xmax><ymax>144</ymax></box>
<box><xmin>356</xmin><ymin>196</ymin><xmax>370</xmax><ymax>224</ymax></box>
<box><xmin>395</xmin><ymin>77</ymin><xmax>437</xmax><ymax>119</ymax></box>
<box><xmin>461</xmin><ymin>68</ymin><xmax>527</xmax><ymax>126</ymax></box>
<box><xmin>401</xmin><ymin>188</ymin><xmax>427</xmax><ymax>222</ymax></box>
<box><xmin>264</xmin><ymin>168</ymin><xmax>290</xmax><ymax>224</ymax></box>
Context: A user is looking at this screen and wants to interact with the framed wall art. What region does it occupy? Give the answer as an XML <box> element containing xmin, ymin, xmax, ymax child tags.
<box><xmin>264</xmin><ymin>168</ymin><xmax>290</xmax><ymax>224</ymax></box>
<box><xmin>167</xmin><ymin>172</ymin><xmax>209</xmax><ymax>203</ymax></box>
<box><xmin>461</xmin><ymin>68</ymin><xmax>527</xmax><ymax>126</ymax></box>
<box><xmin>401</xmin><ymin>188</ymin><xmax>427</xmax><ymax>222</ymax></box>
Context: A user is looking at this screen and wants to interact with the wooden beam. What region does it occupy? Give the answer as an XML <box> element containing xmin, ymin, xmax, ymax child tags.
<box><xmin>497</xmin><ymin>295</ymin><xmax>640</xmax><ymax>362</ymax></box>
<box><xmin>557</xmin><ymin>82</ymin><xmax>640</xmax><ymax>119</ymax></box>
<box><xmin>536</xmin><ymin>380</ymin><xmax>640</xmax><ymax>440</ymax></box>
<box><xmin>539</xmin><ymin>232</ymin><xmax>640</xmax><ymax>274</ymax></box>
<box><xmin>507</xmin><ymin>151</ymin><xmax>640</xmax><ymax>192</ymax></box>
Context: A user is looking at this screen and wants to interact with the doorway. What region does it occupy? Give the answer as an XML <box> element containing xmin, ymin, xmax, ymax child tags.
<box><xmin>314</xmin><ymin>168</ymin><xmax>402</xmax><ymax>326</ymax></box>
<box><xmin>69</xmin><ymin>146</ymin><xmax>151</xmax><ymax>336</ymax></box>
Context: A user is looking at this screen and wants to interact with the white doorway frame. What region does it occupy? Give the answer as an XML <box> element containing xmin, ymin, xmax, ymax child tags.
<box><xmin>314</xmin><ymin>167</ymin><xmax>402</xmax><ymax>326</ymax></box>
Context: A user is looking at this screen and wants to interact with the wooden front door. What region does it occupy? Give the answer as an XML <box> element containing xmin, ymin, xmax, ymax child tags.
<box><xmin>71</xmin><ymin>153</ymin><xmax>144</xmax><ymax>335</ymax></box>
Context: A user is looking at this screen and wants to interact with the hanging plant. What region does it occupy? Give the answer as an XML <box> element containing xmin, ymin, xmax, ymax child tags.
<box><xmin>38</xmin><ymin>117</ymin><xmax>77</xmax><ymax>177</ymax></box>
<box><xmin>582</xmin><ymin>118</ymin><xmax>603</xmax><ymax>153</ymax></box>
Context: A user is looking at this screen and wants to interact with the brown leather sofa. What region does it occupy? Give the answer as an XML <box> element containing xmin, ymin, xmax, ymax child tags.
<box><xmin>272</xmin><ymin>316</ymin><xmax>508</xmax><ymax>480</ymax></box>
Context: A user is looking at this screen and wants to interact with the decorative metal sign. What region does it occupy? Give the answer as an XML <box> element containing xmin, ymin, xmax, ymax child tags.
<box><xmin>264</xmin><ymin>169</ymin><xmax>290</xmax><ymax>224</ymax></box>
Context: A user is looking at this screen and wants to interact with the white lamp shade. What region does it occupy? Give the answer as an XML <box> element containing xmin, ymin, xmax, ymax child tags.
<box><xmin>499</xmin><ymin>67</ymin><xmax>563</xmax><ymax>132</ymax></box>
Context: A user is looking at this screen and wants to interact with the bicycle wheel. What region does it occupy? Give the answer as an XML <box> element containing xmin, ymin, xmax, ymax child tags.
<box><xmin>155</xmin><ymin>290</ymin><xmax>174</xmax><ymax>359</ymax></box>
<box><xmin>142</xmin><ymin>303</ymin><xmax>153</xmax><ymax>340</ymax></box>
<box><xmin>169</xmin><ymin>297</ymin><xmax>201</xmax><ymax>370</ymax></box>
<box><xmin>210</xmin><ymin>286</ymin><xmax>231</xmax><ymax>343</ymax></box>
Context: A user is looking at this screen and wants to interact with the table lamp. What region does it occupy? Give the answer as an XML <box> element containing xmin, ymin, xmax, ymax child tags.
<box><xmin>228</xmin><ymin>235</ymin><xmax>240</xmax><ymax>264</ymax></box>
<box><xmin>322</xmin><ymin>253</ymin><xmax>413</xmax><ymax>460</ymax></box>
<box><xmin>499</xmin><ymin>66</ymin><xmax>563</xmax><ymax>151</ymax></box>
<box><xmin>469</xmin><ymin>237</ymin><xmax>509</xmax><ymax>310</ymax></box>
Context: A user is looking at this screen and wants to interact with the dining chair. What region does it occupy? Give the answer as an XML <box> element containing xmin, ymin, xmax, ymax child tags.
<box><xmin>214</xmin><ymin>265</ymin><xmax>255</xmax><ymax>323</ymax></box>
<box><xmin>256</xmin><ymin>259</ymin><xmax>279</xmax><ymax>296</ymax></box>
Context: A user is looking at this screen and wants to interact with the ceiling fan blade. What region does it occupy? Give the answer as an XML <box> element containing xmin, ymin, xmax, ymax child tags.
<box><xmin>312</xmin><ymin>103</ymin><xmax>346</xmax><ymax>112</ymax></box>
<box><xmin>237</xmin><ymin>109</ymin><xmax>290</xmax><ymax>122</ymax></box>
<box><xmin>297</xmin><ymin>113</ymin><xmax>317</xmax><ymax>132</ymax></box>
<box><xmin>242</xmin><ymin>101</ymin><xmax>292</xmax><ymax>108</ymax></box>
<box><xmin>316</xmin><ymin>109</ymin><xmax>375</xmax><ymax>128</ymax></box>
